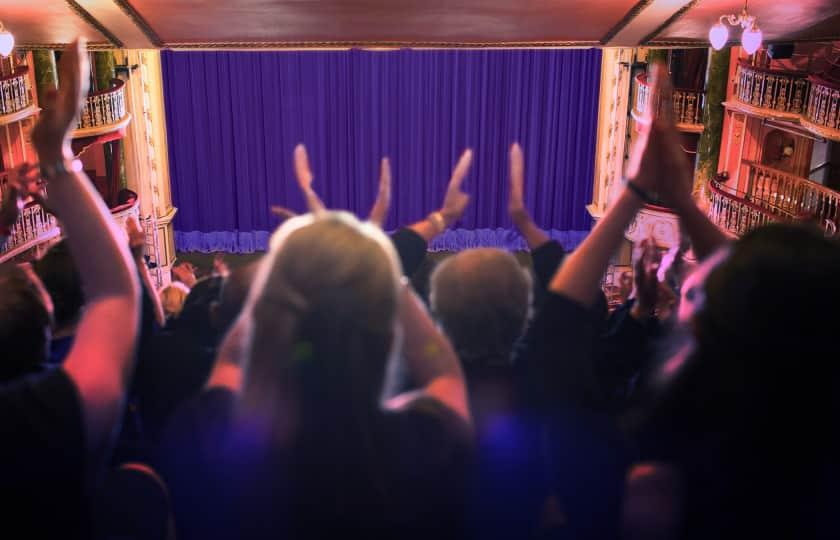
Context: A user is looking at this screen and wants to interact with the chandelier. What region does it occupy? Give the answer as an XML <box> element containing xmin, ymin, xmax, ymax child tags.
<box><xmin>708</xmin><ymin>1</ymin><xmax>762</xmax><ymax>55</ymax></box>
<box><xmin>0</xmin><ymin>21</ymin><xmax>14</xmax><ymax>58</ymax></box>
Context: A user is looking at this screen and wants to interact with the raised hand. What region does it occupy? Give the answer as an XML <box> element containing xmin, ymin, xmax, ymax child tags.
<box><xmin>293</xmin><ymin>144</ymin><xmax>326</xmax><ymax>214</ymax></box>
<box><xmin>270</xmin><ymin>206</ymin><xmax>298</xmax><ymax>222</ymax></box>
<box><xmin>440</xmin><ymin>149</ymin><xmax>472</xmax><ymax>226</ymax></box>
<box><xmin>625</xmin><ymin>62</ymin><xmax>672</xmax><ymax>197</ymax></box>
<box><xmin>32</xmin><ymin>38</ymin><xmax>89</xmax><ymax>164</ymax></box>
<box><xmin>213</xmin><ymin>252</ymin><xmax>230</xmax><ymax>278</ymax></box>
<box><xmin>508</xmin><ymin>143</ymin><xmax>527</xmax><ymax>221</ymax></box>
<box><xmin>125</xmin><ymin>215</ymin><xmax>145</xmax><ymax>261</ymax></box>
<box><xmin>368</xmin><ymin>157</ymin><xmax>391</xmax><ymax>227</ymax></box>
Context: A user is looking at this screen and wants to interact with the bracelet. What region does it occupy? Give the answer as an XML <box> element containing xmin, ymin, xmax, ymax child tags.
<box><xmin>626</xmin><ymin>179</ymin><xmax>656</xmax><ymax>205</ymax></box>
<box><xmin>40</xmin><ymin>158</ymin><xmax>82</xmax><ymax>180</ymax></box>
<box><xmin>427</xmin><ymin>211</ymin><xmax>446</xmax><ymax>234</ymax></box>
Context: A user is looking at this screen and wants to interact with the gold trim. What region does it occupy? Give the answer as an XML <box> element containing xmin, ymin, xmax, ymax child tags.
<box><xmin>17</xmin><ymin>42</ymin><xmax>116</xmax><ymax>51</ymax></box>
<box><xmin>164</xmin><ymin>40</ymin><xmax>602</xmax><ymax>50</ymax></box>
<box><xmin>0</xmin><ymin>104</ymin><xmax>38</xmax><ymax>127</ymax></box>
<box><xmin>110</xmin><ymin>0</ymin><xmax>164</xmax><ymax>47</ymax></box>
<box><xmin>156</xmin><ymin>205</ymin><xmax>177</xmax><ymax>225</ymax></box>
<box><xmin>71</xmin><ymin>113</ymin><xmax>132</xmax><ymax>139</ymax></box>
<box><xmin>639</xmin><ymin>0</ymin><xmax>702</xmax><ymax>45</ymax></box>
<box><xmin>600</xmin><ymin>0</ymin><xmax>655</xmax><ymax>44</ymax></box>
<box><xmin>65</xmin><ymin>1</ymin><xmax>124</xmax><ymax>48</ymax></box>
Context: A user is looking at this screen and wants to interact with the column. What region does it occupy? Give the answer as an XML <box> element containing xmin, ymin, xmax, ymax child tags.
<box><xmin>695</xmin><ymin>47</ymin><xmax>731</xmax><ymax>197</ymax></box>
<box><xmin>32</xmin><ymin>50</ymin><xmax>57</xmax><ymax>107</ymax></box>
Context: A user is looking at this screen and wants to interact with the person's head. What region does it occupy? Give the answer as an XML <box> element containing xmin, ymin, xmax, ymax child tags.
<box><xmin>429</xmin><ymin>248</ymin><xmax>532</xmax><ymax>367</ymax></box>
<box><xmin>172</xmin><ymin>276</ymin><xmax>224</xmax><ymax>345</ymax></box>
<box><xmin>33</xmin><ymin>240</ymin><xmax>84</xmax><ymax>334</ymax></box>
<box><xmin>160</xmin><ymin>282</ymin><xmax>190</xmax><ymax>321</ymax></box>
<box><xmin>0</xmin><ymin>264</ymin><xmax>52</xmax><ymax>380</ymax></box>
<box><xmin>239</xmin><ymin>211</ymin><xmax>402</xmax><ymax>446</ymax></box>
<box><xmin>644</xmin><ymin>224</ymin><xmax>840</xmax><ymax>536</ymax></box>
<box><xmin>211</xmin><ymin>260</ymin><xmax>260</xmax><ymax>335</ymax></box>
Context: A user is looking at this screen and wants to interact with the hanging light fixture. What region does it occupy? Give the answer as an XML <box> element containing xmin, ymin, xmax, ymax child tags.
<box><xmin>708</xmin><ymin>1</ymin><xmax>762</xmax><ymax>55</ymax></box>
<box><xmin>0</xmin><ymin>21</ymin><xmax>14</xmax><ymax>58</ymax></box>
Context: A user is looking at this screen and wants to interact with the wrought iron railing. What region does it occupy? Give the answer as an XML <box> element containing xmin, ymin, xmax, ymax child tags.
<box><xmin>743</xmin><ymin>161</ymin><xmax>840</xmax><ymax>226</ymax></box>
<box><xmin>0</xmin><ymin>66</ymin><xmax>32</xmax><ymax>116</ymax></box>
<box><xmin>77</xmin><ymin>79</ymin><xmax>127</xmax><ymax>130</ymax></box>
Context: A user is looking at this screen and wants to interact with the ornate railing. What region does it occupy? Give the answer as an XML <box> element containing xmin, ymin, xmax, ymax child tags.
<box><xmin>744</xmin><ymin>161</ymin><xmax>840</xmax><ymax>226</ymax></box>
<box><xmin>804</xmin><ymin>76</ymin><xmax>840</xmax><ymax>132</ymax></box>
<box><xmin>78</xmin><ymin>79</ymin><xmax>127</xmax><ymax>130</ymax></box>
<box><xmin>708</xmin><ymin>178</ymin><xmax>792</xmax><ymax>237</ymax></box>
<box><xmin>0</xmin><ymin>203</ymin><xmax>58</xmax><ymax>258</ymax></box>
<box><xmin>0</xmin><ymin>66</ymin><xmax>32</xmax><ymax>116</ymax></box>
<box><xmin>635</xmin><ymin>73</ymin><xmax>704</xmax><ymax>126</ymax></box>
<box><xmin>734</xmin><ymin>61</ymin><xmax>809</xmax><ymax>114</ymax></box>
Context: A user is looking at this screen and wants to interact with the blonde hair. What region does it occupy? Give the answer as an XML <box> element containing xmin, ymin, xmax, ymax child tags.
<box><xmin>238</xmin><ymin>211</ymin><xmax>403</xmax><ymax>447</ymax></box>
<box><xmin>160</xmin><ymin>282</ymin><xmax>190</xmax><ymax>320</ymax></box>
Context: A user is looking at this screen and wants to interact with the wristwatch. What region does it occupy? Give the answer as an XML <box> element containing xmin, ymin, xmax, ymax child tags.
<box><xmin>40</xmin><ymin>158</ymin><xmax>82</xmax><ymax>180</ymax></box>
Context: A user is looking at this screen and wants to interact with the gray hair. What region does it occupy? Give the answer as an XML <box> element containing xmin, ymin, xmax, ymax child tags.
<box><xmin>430</xmin><ymin>248</ymin><xmax>532</xmax><ymax>366</ymax></box>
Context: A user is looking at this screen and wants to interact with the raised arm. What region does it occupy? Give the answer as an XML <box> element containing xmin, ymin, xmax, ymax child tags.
<box><xmin>509</xmin><ymin>143</ymin><xmax>550</xmax><ymax>249</ymax></box>
<box><xmin>127</xmin><ymin>216</ymin><xmax>165</xmax><ymax>328</ymax></box>
<box><xmin>294</xmin><ymin>143</ymin><xmax>327</xmax><ymax>214</ymax></box>
<box><xmin>368</xmin><ymin>157</ymin><xmax>392</xmax><ymax>227</ymax></box>
<box><xmin>548</xmin><ymin>64</ymin><xmax>669</xmax><ymax>307</ymax></box>
<box><xmin>407</xmin><ymin>149</ymin><xmax>472</xmax><ymax>242</ymax></box>
<box><xmin>383</xmin><ymin>283</ymin><xmax>470</xmax><ymax>424</ymax></box>
<box><xmin>32</xmin><ymin>39</ymin><xmax>141</xmax><ymax>455</ymax></box>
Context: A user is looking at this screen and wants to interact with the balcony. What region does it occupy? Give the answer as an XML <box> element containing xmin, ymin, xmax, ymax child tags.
<box><xmin>73</xmin><ymin>79</ymin><xmax>131</xmax><ymax>139</ymax></box>
<box><xmin>707</xmin><ymin>161</ymin><xmax>839</xmax><ymax>238</ymax></box>
<box><xmin>802</xmin><ymin>76</ymin><xmax>840</xmax><ymax>139</ymax></box>
<box><xmin>726</xmin><ymin>60</ymin><xmax>840</xmax><ymax>141</ymax></box>
<box><xmin>633</xmin><ymin>72</ymin><xmax>705</xmax><ymax>133</ymax></box>
<box><xmin>0</xmin><ymin>66</ymin><xmax>36</xmax><ymax>126</ymax></box>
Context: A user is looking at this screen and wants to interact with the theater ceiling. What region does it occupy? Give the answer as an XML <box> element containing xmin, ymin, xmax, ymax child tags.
<box><xmin>3</xmin><ymin>0</ymin><xmax>839</xmax><ymax>49</ymax></box>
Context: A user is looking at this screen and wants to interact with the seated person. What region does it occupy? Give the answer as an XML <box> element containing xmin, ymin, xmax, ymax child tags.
<box><xmin>33</xmin><ymin>239</ymin><xmax>85</xmax><ymax>364</ymax></box>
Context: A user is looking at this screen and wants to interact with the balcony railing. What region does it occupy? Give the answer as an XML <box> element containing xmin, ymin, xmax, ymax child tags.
<box><xmin>708</xmin><ymin>178</ymin><xmax>792</xmax><ymax>237</ymax></box>
<box><xmin>735</xmin><ymin>60</ymin><xmax>809</xmax><ymax>115</ymax></box>
<box><xmin>708</xmin><ymin>162</ymin><xmax>840</xmax><ymax>238</ymax></box>
<box><xmin>0</xmin><ymin>66</ymin><xmax>32</xmax><ymax>116</ymax></box>
<box><xmin>77</xmin><ymin>79</ymin><xmax>127</xmax><ymax>130</ymax></box>
<box><xmin>744</xmin><ymin>161</ymin><xmax>840</xmax><ymax>226</ymax></box>
<box><xmin>635</xmin><ymin>72</ymin><xmax>705</xmax><ymax>126</ymax></box>
<box><xmin>804</xmin><ymin>76</ymin><xmax>840</xmax><ymax>132</ymax></box>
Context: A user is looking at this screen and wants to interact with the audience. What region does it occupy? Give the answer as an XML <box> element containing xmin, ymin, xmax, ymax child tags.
<box><xmin>1</xmin><ymin>40</ymin><xmax>839</xmax><ymax>540</ymax></box>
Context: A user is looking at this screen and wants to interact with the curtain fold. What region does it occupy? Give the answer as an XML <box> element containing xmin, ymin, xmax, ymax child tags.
<box><xmin>162</xmin><ymin>48</ymin><xmax>602</xmax><ymax>253</ymax></box>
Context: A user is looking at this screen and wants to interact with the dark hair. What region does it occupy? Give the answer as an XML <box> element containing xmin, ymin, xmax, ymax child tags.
<box><xmin>172</xmin><ymin>276</ymin><xmax>224</xmax><ymax>347</ymax></box>
<box><xmin>0</xmin><ymin>264</ymin><xmax>51</xmax><ymax>380</ymax></box>
<box><xmin>644</xmin><ymin>224</ymin><xmax>840</xmax><ymax>538</ymax></box>
<box><xmin>33</xmin><ymin>240</ymin><xmax>84</xmax><ymax>330</ymax></box>
<box><xmin>213</xmin><ymin>260</ymin><xmax>260</xmax><ymax>334</ymax></box>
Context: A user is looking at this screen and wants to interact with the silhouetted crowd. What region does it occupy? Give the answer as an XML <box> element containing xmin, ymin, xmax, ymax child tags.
<box><xmin>2</xmin><ymin>40</ymin><xmax>839</xmax><ymax>540</ymax></box>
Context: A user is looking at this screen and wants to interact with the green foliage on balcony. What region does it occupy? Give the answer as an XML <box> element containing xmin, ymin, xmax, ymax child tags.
<box><xmin>696</xmin><ymin>47</ymin><xmax>731</xmax><ymax>198</ymax></box>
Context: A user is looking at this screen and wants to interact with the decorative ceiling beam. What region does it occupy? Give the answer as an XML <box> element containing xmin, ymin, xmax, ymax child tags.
<box><xmin>639</xmin><ymin>0</ymin><xmax>702</xmax><ymax>45</ymax></box>
<box><xmin>111</xmin><ymin>0</ymin><xmax>164</xmax><ymax>47</ymax></box>
<box><xmin>604</xmin><ymin>0</ymin><xmax>697</xmax><ymax>47</ymax></box>
<box><xmin>600</xmin><ymin>0</ymin><xmax>656</xmax><ymax>45</ymax></box>
<box><xmin>65</xmin><ymin>0</ymin><xmax>124</xmax><ymax>48</ymax></box>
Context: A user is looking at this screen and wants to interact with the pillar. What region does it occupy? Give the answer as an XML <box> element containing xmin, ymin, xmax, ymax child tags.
<box><xmin>32</xmin><ymin>50</ymin><xmax>57</xmax><ymax>106</ymax></box>
<box><xmin>695</xmin><ymin>47</ymin><xmax>731</xmax><ymax>197</ymax></box>
<box><xmin>115</xmin><ymin>49</ymin><xmax>177</xmax><ymax>288</ymax></box>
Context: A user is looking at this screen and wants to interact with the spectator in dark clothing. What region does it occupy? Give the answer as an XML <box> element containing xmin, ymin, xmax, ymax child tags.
<box><xmin>0</xmin><ymin>263</ymin><xmax>52</xmax><ymax>381</ymax></box>
<box><xmin>33</xmin><ymin>239</ymin><xmax>85</xmax><ymax>364</ymax></box>
<box><xmin>0</xmin><ymin>39</ymin><xmax>141</xmax><ymax>538</ymax></box>
<box><xmin>159</xmin><ymin>148</ymin><xmax>473</xmax><ymax>540</ymax></box>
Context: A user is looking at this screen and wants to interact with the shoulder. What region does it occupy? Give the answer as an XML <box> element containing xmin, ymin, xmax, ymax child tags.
<box><xmin>383</xmin><ymin>395</ymin><xmax>473</xmax><ymax>467</ymax></box>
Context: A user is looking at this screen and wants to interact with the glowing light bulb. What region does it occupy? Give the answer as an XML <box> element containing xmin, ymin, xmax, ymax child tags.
<box><xmin>741</xmin><ymin>25</ymin><xmax>762</xmax><ymax>55</ymax></box>
<box><xmin>709</xmin><ymin>22</ymin><xmax>729</xmax><ymax>50</ymax></box>
<box><xmin>0</xmin><ymin>31</ymin><xmax>14</xmax><ymax>58</ymax></box>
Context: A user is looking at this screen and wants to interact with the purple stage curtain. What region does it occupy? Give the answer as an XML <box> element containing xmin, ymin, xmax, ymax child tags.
<box><xmin>162</xmin><ymin>48</ymin><xmax>601</xmax><ymax>253</ymax></box>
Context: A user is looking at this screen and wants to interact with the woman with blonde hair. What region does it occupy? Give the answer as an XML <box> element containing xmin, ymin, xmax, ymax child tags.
<box><xmin>161</xmin><ymin>157</ymin><xmax>472</xmax><ymax>539</ymax></box>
